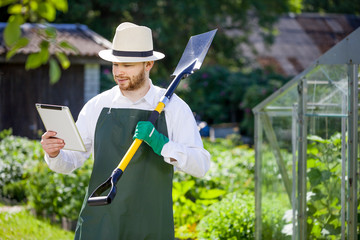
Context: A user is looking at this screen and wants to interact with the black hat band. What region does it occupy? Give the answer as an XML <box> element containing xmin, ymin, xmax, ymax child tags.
<box><xmin>112</xmin><ymin>50</ymin><xmax>153</xmax><ymax>57</ymax></box>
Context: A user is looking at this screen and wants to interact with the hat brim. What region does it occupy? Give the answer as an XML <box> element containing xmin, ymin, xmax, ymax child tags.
<box><xmin>99</xmin><ymin>49</ymin><xmax>165</xmax><ymax>62</ymax></box>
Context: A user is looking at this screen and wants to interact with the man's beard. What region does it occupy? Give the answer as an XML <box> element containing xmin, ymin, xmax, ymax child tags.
<box><xmin>120</xmin><ymin>69</ymin><xmax>146</xmax><ymax>91</ymax></box>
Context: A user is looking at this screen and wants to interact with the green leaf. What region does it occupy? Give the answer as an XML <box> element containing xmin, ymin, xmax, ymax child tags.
<box><xmin>49</xmin><ymin>0</ymin><xmax>68</xmax><ymax>12</ymax></box>
<box><xmin>308</xmin><ymin>168</ymin><xmax>322</xmax><ymax>187</ymax></box>
<box><xmin>199</xmin><ymin>188</ymin><xmax>226</xmax><ymax>199</ymax></box>
<box><xmin>307</xmin><ymin>159</ymin><xmax>317</xmax><ymax>168</ymax></box>
<box><xmin>195</xmin><ymin>199</ymin><xmax>219</xmax><ymax>206</ymax></box>
<box><xmin>40</xmin><ymin>50</ymin><xmax>50</xmax><ymax>64</ymax></box>
<box><xmin>44</xmin><ymin>26</ymin><xmax>57</xmax><ymax>39</ymax></box>
<box><xmin>25</xmin><ymin>53</ymin><xmax>43</xmax><ymax>70</ymax></box>
<box><xmin>55</xmin><ymin>52</ymin><xmax>70</xmax><ymax>69</ymax></box>
<box><xmin>8</xmin><ymin>4</ymin><xmax>24</xmax><ymax>14</ymax></box>
<box><xmin>4</xmin><ymin>15</ymin><xmax>23</xmax><ymax>46</ymax></box>
<box><xmin>307</xmin><ymin>146</ymin><xmax>319</xmax><ymax>155</ymax></box>
<box><xmin>39</xmin><ymin>40</ymin><xmax>50</xmax><ymax>49</ymax></box>
<box><xmin>320</xmin><ymin>170</ymin><xmax>331</xmax><ymax>182</ymax></box>
<box><xmin>29</xmin><ymin>0</ymin><xmax>38</xmax><ymax>11</ymax></box>
<box><xmin>308</xmin><ymin>135</ymin><xmax>330</xmax><ymax>144</ymax></box>
<box><xmin>59</xmin><ymin>41</ymin><xmax>78</xmax><ymax>54</ymax></box>
<box><xmin>38</xmin><ymin>2</ymin><xmax>56</xmax><ymax>21</ymax></box>
<box><xmin>0</xmin><ymin>0</ymin><xmax>17</xmax><ymax>8</ymax></box>
<box><xmin>49</xmin><ymin>58</ymin><xmax>61</xmax><ymax>84</ymax></box>
<box><xmin>311</xmin><ymin>188</ymin><xmax>326</xmax><ymax>201</ymax></box>
<box><xmin>6</xmin><ymin>37</ymin><xmax>29</xmax><ymax>59</ymax></box>
<box><xmin>173</xmin><ymin>180</ymin><xmax>195</xmax><ymax>195</ymax></box>
<box><xmin>288</xmin><ymin>0</ymin><xmax>302</xmax><ymax>13</ymax></box>
<box><xmin>313</xmin><ymin>207</ymin><xmax>328</xmax><ymax>217</ymax></box>
<box><xmin>39</xmin><ymin>41</ymin><xmax>50</xmax><ymax>64</ymax></box>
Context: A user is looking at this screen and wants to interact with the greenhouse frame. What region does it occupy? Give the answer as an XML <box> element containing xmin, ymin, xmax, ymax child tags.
<box><xmin>253</xmin><ymin>27</ymin><xmax>360</xmax><ymax>239</ymax></box>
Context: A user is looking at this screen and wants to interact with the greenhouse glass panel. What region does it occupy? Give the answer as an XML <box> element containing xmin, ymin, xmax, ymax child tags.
<box><xmin>305</xmin><ymin>64</ymin><xmax>348</xmax><ymax>118</ymax></box>
<box><xmin>257</xmin><ymin>112</ymin><xmax>295</xmax><ymax>240</ymax></box>
<box><xmin>305</xmin><ymin>116</ymin><xmax>345</xmax><ymax>239</ymax></box>
<box><xmin>264</xmin><ymin>83</ymin><xmax>298</xmax><ymax>111</ymax></box>
<box><xmin>253</xmin><ymin>27</ymin><xmax>360</xmax><ymax>240</ymax></box>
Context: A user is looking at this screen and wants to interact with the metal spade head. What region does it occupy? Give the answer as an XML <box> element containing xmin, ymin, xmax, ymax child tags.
<box><xmin>171</xmin><ymin>29</ymin><xmax>217</xmax><ymax>77</ymax></box>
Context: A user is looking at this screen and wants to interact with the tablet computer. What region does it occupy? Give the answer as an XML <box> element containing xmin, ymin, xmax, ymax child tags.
<box><xmin>36</xmin><ymin>103</ymin><xmax>86</xmax><ymax>152</ymax></box>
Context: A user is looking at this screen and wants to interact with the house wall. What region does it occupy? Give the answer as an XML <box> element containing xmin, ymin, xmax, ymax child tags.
<box><xmin>0</xmin><ymin>63</ymin><xmax>84</xmax><ymax>139</ymax></box>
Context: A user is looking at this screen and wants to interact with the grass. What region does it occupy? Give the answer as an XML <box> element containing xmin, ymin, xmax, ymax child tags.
<box><xmin>0</xmin><ymin>208</ymin><xmax>74</xmax><ymax>240</ymax></box>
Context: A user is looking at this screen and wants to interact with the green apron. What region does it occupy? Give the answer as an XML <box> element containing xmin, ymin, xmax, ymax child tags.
<box><xmin>74</xmin><ymin>108</ymin><xmax>174</xmax><ymax>240</ymax></box>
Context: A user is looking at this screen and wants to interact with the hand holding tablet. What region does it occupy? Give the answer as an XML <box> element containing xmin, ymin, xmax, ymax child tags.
<box><xmin>36</xmin><ymin>104</ymin><xmax>86</xmax><ymax>152</ymax></box>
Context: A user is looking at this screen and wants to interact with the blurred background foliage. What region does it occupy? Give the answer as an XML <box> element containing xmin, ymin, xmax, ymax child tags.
<box><xmin>177</xmin><ymin>66</ymin><xmax>289</xmax><ymax>136</ymax></box>
<box><xmin>1</xmin><ymin>0</ymin><xmax>360</xmax><ymax>238</ymax></box>
<box><xmin>1</xmin><ymin>0</ymin><xmax>360</xmax><ymax>137</ymax></box>
<box><xmin>1</xmin><ymin>0</ymin><xmax>303</xmax><ymax>78</ymax></box>
<box><xmin>2</xmin><ymin>0</ymin><xmax>359</xmax><ymax>79</ymax></box>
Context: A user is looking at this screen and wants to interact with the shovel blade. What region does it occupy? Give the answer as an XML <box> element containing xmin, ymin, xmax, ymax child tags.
<box><xmin>171</xmin><ymin>29</ymin><xmax>217</xmax><ymax>77</ymax></box>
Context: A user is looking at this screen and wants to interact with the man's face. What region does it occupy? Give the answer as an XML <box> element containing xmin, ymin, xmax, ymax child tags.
<box><xmin>112</xmin><ymin>62</ymin><xmax>146</xmax><ymax>91</ymax></box>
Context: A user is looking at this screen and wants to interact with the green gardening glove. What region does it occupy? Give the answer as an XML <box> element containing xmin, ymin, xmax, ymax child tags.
<box><xmin>133</xmin><ymin>121</ymin><xmax>169</xmax><ymax>156</ymax></box>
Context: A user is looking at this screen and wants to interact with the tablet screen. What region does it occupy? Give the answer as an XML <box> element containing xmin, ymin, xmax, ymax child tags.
<box><xmin>36</xmin><ymin>103</ymin><xmax>86</xmax><ymax>152</ymax></box>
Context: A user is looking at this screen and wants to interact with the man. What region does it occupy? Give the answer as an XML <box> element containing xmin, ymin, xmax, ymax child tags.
<box><xmin>41</xmin><ymin>22</ymin><xmax>211</xmax><ymax>239</ymax></box>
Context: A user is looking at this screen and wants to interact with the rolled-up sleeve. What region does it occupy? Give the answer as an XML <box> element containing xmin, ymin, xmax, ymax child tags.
<box><xmin>44</xmin><ymin>149</ymin><xmax>89</xmax><ymax>174</ymax></box>
<box><xmin>161</xmin><ymin>95</ymin><xmax>211</xmax><ymax>177</ymax></box>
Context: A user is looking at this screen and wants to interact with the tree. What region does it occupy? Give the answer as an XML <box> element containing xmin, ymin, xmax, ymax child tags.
<box><xmin>54</xmin><ymin>0</ymin><xmax>302</xmax><ymax>80</ymax></box>
<box><xmin>1</xmin><ymin>0</ymin><xmax>77</xmax><ymax>84</ymax></box>
<box><xmin>1</xmin><ymin>0</ymin><xmax>302</xmax><ymax>82</ymax></box>
<box><xmin>302</xmin><ymin>0</ymin><xmax>360</xmax><ymax>14</ymax></box>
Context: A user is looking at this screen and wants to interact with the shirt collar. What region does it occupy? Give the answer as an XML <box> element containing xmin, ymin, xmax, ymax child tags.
<box><xmin>112</xmin><ymin>79</ymin><xmax>158</xmax><ymax>107</ymax></box>
<box><xmin>142</xmin><ymin>80</ymin><xmax>158</xmax><ymax>106</ymax></box>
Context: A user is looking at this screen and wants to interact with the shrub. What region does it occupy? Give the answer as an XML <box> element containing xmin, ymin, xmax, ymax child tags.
<box><xmin>1</xmin><ymin>131</ymin><xmax>264</xmax><ymax>238</ymax></box>
<box><xmin>0</xmin><ymin>130</ymin><xmax>93</xmax><ymax>223</ymax></box>
<box><xmin>26</xmin><ymin>158</ymin><xmax>92</xmax><ymax>221</ymax></box>
<box><xmin>197</xmin><ymin>192</ymin><xmax>256</xmax><ymax>239</ymax></box>
<box><xmin>305</xmin><ymin>133</ymin><xmax>343</xmax><ymax>239</ymax></box>
<box><xmin>173</xmin><ymin>138</ymin><xmax>256</xmax><ymax>239</ymax></box>
<box><xmin>197</xmin><ymin>192</ymin><xmax>288</xmax><ymax>240</ymax></box>
<box><xmin>0</xmin><ymin>130</ymin><xmax>42</xmax><ymax>202</ymax></box>
<box><xmin>201</xmin><ymin>138</ymin><xmax>255</xmax><ymax>193</ymax></box>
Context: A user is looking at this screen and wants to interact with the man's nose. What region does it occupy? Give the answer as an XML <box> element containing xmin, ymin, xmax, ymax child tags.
<box><xmin>114</xmin><ymin>67</ymin><xmax>125</xmax><ymax>76</ymax></box>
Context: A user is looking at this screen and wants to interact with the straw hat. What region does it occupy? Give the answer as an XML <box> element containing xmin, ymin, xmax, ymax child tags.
<box><xmin>99</xmin><ymin>22</ymin><xmax>165</xmax><ymax>62</ymax></box>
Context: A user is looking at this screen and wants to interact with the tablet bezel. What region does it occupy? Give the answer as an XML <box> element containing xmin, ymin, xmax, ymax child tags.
<box><xmin>36</xmin><ymin>103</ymin><xmax>86</xmax><ymax>152</ymax></box>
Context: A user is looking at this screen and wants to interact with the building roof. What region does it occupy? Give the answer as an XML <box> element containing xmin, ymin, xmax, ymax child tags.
<box><xmin>0</xmin><ymin>23</ymin><xmax>112</xmax><ymax>58</ymax></box>
<box><xmin>240</xmin><ymin>13</ymin><xmax>360</xmax><ymax>77</ymax></box>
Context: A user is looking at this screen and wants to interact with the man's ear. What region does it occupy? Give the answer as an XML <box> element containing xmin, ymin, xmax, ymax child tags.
<box><xmin>145</xmin><ymin>61</ymin><xmax>154</xmax><ymax>71</ymax></box>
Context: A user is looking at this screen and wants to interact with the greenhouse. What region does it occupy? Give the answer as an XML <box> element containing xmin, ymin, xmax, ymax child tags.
<box><xmin>253</xmin><ymin>27</ymin><xmax>360</xmax><ymax>240</ymax></box>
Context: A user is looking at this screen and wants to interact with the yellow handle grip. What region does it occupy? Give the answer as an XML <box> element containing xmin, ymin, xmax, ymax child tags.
<box><xmin>117</xmin><ymin>138</ymin><xmax>143</xmax><ymax>171</ymax></box>
<box><xmin>154</xmin><ymin>102</ymin><xmax>165</xmax><ymax>113</ymax></box>
<box><xmin>116</xmin><ymin>102</ymin><xmax>165</xmax><ymax>172</ymax></box>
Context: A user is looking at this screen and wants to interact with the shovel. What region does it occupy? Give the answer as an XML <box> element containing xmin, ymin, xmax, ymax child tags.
<box><xmin>87</xmin><ymin>29</ymin><xmax>217</xmax><ymax>206</ymax></box>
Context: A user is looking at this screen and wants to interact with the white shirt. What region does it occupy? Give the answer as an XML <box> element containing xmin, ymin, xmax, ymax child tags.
<box><xmin>45</xmin><ymin>83</ymin><xmax>211</xmax><ymax>178</ymax></box>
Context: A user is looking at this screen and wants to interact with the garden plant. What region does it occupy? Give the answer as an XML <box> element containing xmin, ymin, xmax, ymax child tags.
<box><xmin>0</xmin><ymin>129</ymin><xmax>288</xmax><ymax>239</ymax></box>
